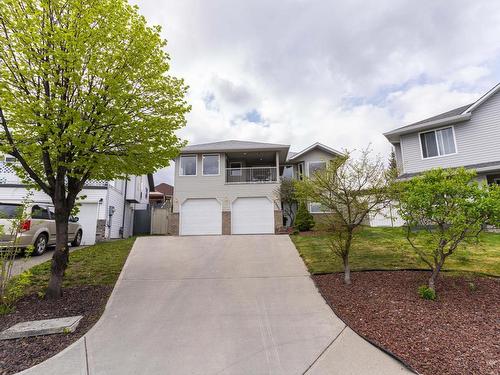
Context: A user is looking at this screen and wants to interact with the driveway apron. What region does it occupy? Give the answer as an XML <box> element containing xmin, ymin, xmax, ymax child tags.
<box><xmin>19</xmin><ymin>235</ymin><xmax>411</xmax><ymax>375</ymax></box>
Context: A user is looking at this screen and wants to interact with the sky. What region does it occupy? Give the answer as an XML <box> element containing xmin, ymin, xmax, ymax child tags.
<box><xmin>137</xmin><ymin>0</ymin><xmax>500</xmax><ymax>185</ymax></box>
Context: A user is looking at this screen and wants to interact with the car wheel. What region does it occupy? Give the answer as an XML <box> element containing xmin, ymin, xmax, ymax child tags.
<box><xmin>71</xmin><ymin>230</ymin><xmax>82</xmax><ymax>247</ymax></box>
<box><xmin>33</xmin><ymin>234</ymin><xmax>48</xmax><ymax>256</ymax></box>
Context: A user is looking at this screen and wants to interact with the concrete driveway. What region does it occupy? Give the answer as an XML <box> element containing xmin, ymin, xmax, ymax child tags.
<box><xmin>20</xmin><ymin>236</ymin><xmax>411</xmax><ymax>375</ymax></box>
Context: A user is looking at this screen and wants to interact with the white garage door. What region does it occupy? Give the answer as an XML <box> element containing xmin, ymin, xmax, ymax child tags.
<box><xmin>180</xmin><ymin>199</ymin><xmax>222</xmax><ymax>235</ymax></box>
<box><xmin>232</xmin><ymin>197</ymin><xmax>274</xmax><ymax>234</ymax></box>
<box><xmin>77</xmin><ymin>203</ymin><xmax>98</xmax><ymax>245</ymax></box>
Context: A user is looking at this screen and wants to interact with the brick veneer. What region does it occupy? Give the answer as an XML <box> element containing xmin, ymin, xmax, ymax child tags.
<box><xmin>168</xmin><ymin>213</ymin><xmax>179</xmax><ymax>235</ymax></box>
<box><xmin>222</xmin><ymin>211</ymin><xmax>231</xmax><ymax>234</ymax></box>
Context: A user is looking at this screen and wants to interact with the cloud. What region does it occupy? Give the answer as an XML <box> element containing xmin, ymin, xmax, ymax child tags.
<box><xmin>133</xmin><ymin>0</ymin><xmax>500</xmax><ymax>184</ymax></box>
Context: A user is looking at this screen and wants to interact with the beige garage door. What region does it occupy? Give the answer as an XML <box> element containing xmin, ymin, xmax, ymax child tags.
<box><xmin>232</xmin><ymin>197</ymin><xmax>274</xmax><ymax>234</ymax></box>
<box><xmin>180</xmin><ymin>198</ymin><xmax>222</xmax><ymax>235</ymax></box>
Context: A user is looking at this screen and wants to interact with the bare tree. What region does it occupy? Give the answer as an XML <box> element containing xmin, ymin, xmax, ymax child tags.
<box><xmin>295</xmin><ymin>148</ymin><xmax>392</xmax><ymax>284</ymax></box>
<box><xmin>275</xmin><ymin>177</ymin><xmax>297</xmax><ymax>227</ymax></box>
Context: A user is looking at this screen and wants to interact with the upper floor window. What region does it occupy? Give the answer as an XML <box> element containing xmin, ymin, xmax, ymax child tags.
<box><xmin>308</xmin><ymin>161</ymin><xmax>327</xmax><ymax>176</ymax></box>
<box><xmin>180</xmin><ymin>155</ymin><xmax>197</xmax><ymax>176</ymax></box>
<box><xmin>420</xmin><ymin>127</ymin><xmax>456</xmax><ymax>159</ymax></box>
<box><xmin>202</xmin><ymin>154</ymin><xmax>220</xmax><ymax>175</ymax></box>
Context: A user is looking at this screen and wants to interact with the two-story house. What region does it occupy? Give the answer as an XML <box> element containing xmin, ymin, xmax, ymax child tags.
<box><xmin>0</xmin><ymin>156</ymin><xmax>150</xmax><ymax>245</ymax></box>
<box><xmin>169</xmin><ymin>140</ymin><xmax>342</xmax><ymax>235</ymax></box>
<box><xmin>384</xmin><ymin>83</ymin><xmax>500</xmax><ymax>184</ymax></box>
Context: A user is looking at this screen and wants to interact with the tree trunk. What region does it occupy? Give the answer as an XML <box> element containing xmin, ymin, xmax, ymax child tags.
<box><xmin>342</xmin><ymin>228</ymin><xmax>353</xmax><ymax>285</ymax></box>
<box><xmin>428</xmin><ymin>261</ymin><xmax>443</xmax><ymax>291</ymax></box>
<box><xmin>343</xmin><ymin>256</ymin><xmax>351</xmax><ymax>285</ymax></box>
<box><xmin>46</xmin><ymin>208</ymin><xmax>70</xmax><ymax>299</ymax></box>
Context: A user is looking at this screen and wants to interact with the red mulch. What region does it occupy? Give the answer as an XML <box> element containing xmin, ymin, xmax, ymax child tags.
<box><xmin>0</xmin><ymin>285</ymin><xmax>112</xmax><ymax>375</ymax></box>
<box><xmin>313</xmin><ymin>271</ymin><xmax>500</xmax><ymax>375</ymax></box>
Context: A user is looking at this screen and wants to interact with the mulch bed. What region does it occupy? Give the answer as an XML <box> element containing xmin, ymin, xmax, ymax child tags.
<box><xmin>0</xmin><ymin>285</ymin><xmax>112</xmax><ymax>375</ymax></box>
<box><xmin>313</xmin><ymin>271</ymin><xmax>500</xmax><ymax>375</ymax></box>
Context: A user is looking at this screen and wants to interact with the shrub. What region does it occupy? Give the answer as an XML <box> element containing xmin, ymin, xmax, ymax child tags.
<box><xmin>418</xmin><ymin>285</ymin><xmax>436</xmax><ymax>301</ymax></box>
<box><xmin>294</xmin><ymin>201</ymin><xmax>315</xmax><ymax>232</ymax></box>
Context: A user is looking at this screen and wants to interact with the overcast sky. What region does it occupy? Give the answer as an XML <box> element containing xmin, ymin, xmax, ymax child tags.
<box><xmin>138</xmin><ymin>0</ymin><xmax>500</xmax><ymax>185</ymax></box>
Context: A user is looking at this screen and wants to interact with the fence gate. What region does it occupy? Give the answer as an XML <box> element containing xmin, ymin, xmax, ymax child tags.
<box><xmin>133</xmin><ymin>209</ymin><xmax>151</xmax><ymax>236</ymax></box>
<box><xmin>151</xmin><ymin>207</ymin><xmax>169</xmax><ymax>235</ymax></box>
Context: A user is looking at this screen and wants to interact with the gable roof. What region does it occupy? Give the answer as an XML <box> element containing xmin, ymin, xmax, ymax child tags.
<box><xmin>181</xmin><ymin>140</ymin><xmax>290</xmax><ymax>153</ymax></box>
<box><xmin>286</xmin><ymin>142</ymin><xmax>343</xmax><ymax>162</ymax></box>
<box><xmin>384</xmin><ymin>82</ymin><xmax>500</xmax><ymax>143</ymax></box>
<box><xmin>155</xmin><ymin>183</ymin><xmax>174</xmax><ymax>195</ymax></box>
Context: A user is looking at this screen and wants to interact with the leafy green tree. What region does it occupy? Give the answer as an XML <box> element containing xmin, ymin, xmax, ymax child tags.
<box><xmin>294</xmin><ymin>201</ymin><xmax>315</xmax><ymax>231</ymax></box>
<box><xmin>388</xmin><ymin>149</ymin><xmax>398</xmax><ymax>179</ymax></box>
<box><xmin>0</xmin><ymin>0</ymin><xmax>190</xmax><ymax>298</ymax></box>
<box><xmin>295</xmin><ymin>148</ymin><xmax>391</xmax><ymax>284</ymax></box>
<box><xmin>395</xmin><ymin>168</ymin><xmax>500</xmax><ymax>291</ymax></box>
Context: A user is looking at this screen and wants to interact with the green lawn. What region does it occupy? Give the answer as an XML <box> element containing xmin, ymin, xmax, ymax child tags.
<box><xmin>27</xmin><ymin>237</ymin><xmax>136</xmax><ymax>293</ymax></box>
<box><xmin>291</xmin><ymin>227</ymin><xmax>500</xmax><ymax>276</ymax></box>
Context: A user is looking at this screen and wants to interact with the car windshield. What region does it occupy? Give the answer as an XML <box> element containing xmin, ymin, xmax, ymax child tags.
<box><xmin>0</xmin><ymin>204</ymin><xmax>22</xmax><ymax>219</ymax></box>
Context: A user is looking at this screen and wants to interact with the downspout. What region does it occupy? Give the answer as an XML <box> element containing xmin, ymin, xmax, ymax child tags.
<box><xmin>121</xmin><ymin>177</ymin><xmax>128</xmax><ymax>238</ymax></box>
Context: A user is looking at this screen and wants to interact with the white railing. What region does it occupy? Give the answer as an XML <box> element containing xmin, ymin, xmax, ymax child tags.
<box><xmin>0</xmin><ymin>162</ymin><xmax>107</xmax><ymax>187</ymax></box>
<box><xmin>226</xmin><ymin>167</ymin><xmax>278</xmax><ymax>184</ymax></box>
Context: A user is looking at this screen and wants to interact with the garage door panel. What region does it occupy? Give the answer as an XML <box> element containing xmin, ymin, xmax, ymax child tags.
<box><xmin>77</xmin><ymin>203</ymin><xmax>98</xmax><ymax>245</ymax></box>
<box><xmin>181</xmin><ymin>199</ymin><xmax>221</xmax><ymax>235</ymax></box>
<box><xmin>232</xmin><ymin>197</ymin><xmax>274</xmax><ymax>234</ymax></box>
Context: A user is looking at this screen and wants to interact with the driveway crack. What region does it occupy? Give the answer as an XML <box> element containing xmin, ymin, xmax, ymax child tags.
<box><xmin>302</xmin><ymin>325</ymin><xmax>347</xmax><ymax>375</ymax></box>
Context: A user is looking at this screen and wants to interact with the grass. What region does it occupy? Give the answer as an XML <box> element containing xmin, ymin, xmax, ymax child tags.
<box><xmin>26</xmin><ymin>237</ymin><xmax>136</xmax><ymax>293</ymax></box>
<box><xmin>291</xmin><ymin>227</ymin><xmax>500</xmax><ymax>276</ymax></box>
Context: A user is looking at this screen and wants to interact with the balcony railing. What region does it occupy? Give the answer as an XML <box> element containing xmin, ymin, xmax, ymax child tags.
<box><xmin>0</xmin><ymin>162</ymin><xmax>107</xmax><ymax>187</ymax></box>
<box><xmin>226</xmin><ymin>167</ymin><xmax>278</xmax><ymax>184</ymax></box>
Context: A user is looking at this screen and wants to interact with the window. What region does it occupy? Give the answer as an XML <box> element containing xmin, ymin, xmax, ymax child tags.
<box><xmin>0</xmin><ymin>203</ymin><xmax>22</xmax><ymax>219</ymax></box>
<box><xmin>202</xmin><ymin>154</ymin><xmax>220</xmax><ymax>175</ymax></box>
<box><xmin>309</xmin><ymin>202</ymin><xmax>330</xmax><ymax>213</ymax></box>
<box><xmin>308</xmin><ymin>161</ymin><xmax>326</xmax><ymax>176</ymax></box>
<box><xmin>31</xmin><ymin>205</ymin><xmax>50</xmax><ymax>219</ymax></box>
<box><xmin>420</xmin><ymin>127</ymin><xmax>456</xmax><ymax>158</ymax></box>
<box><xmin>4</xmin><ymin>155</ymin><xmax>16</xmax><ymax>163</ymax></box>
<box><xmin>180</xmin><ymin>155</ymin><xmax>197</xmax><ymax>176</ymax></box>
<box><xmin>297</xmin><ymin>163</ymin><xmax>304</xmax><ymax>180</ymax></box>
<box><xmin>494</xmin><ymin>178</ymin><xmax>500</xmax><ymax>185</ymax></box>
<box><xmin>230</xmin><ymin>162</ymin><xmax>242</xmax><ymax>177</ymax></box>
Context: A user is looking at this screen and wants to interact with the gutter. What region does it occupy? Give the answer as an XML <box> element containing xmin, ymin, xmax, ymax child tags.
<box><xmin>121</xmin><ymin>178</ymin><xmax>128</xmax><ymax>239</ymax></box>
<box><xmin>384</xmin><ymin>113</ymin><xmax>471</xmax><ymax>143</ymax></box>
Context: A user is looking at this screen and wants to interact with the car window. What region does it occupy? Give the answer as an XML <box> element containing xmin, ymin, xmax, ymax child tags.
<box><xmin>32</xmin><ymin>205</ymin><xmax>50</xmax><ymax>219</ymax></box>
<box><xmin>0</xmin><ymin>203</ymin><xmax>22</xmax><ymax>219</ymax></box>
<box><xmin>48</xmin><ymin>207</ymin><xmax>55</xmax><ymax>219</ymax></box>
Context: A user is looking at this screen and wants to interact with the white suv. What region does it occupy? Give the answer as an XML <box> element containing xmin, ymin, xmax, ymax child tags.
<box><xmin>0</xmin><ymin>202</ymin><xmax>83</xmax><ymax>255</ymax></box>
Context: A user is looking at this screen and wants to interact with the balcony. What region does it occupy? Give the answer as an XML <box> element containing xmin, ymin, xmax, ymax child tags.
<box><xmin>226</xmin><ymin>167</ymin><xmax>278</xmax><ymax>184</ymax></box>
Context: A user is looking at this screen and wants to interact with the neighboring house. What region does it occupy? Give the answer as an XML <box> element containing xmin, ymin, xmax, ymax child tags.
<box><xmin>0</xmin><ymin>157</ymin><xmax>150</xmax><ymax>245</ymax></box>
<box><xmin>170</xmin><ymin>140</ymin><xmax>342</xmax><ymax>235</ymax></box>
<box><xmin>150</xmin><ymin>183</ymin><xmax>174</xmax><ymax>208</ymax></box>
<box><xmin>373</xmin><ymin>83</ymin><xmax>500</xmax><ymax>228</ymax></box>
<box><xmin>384</xmin><ymin>83</ymin><xmax>500</xmax><ymax>184</ymax></box>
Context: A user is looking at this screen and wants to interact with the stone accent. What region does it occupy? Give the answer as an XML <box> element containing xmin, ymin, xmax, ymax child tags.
<box><xmin>222</xmin><ymin>211</ymin><xmax>231</xmax><ymax>235</ymax></box>
<box><xmin>95</xmin><ymin>219</ymin><xmax>106</xmax><ymax>242</ymax></box>
<box><xmin>0</xmin><ymin>316</ymin><xmax>83</xmax><ymax>340</ymax></box>
<box><xmin>168</xmin><ymin>213</ymin><xmax>179</xmax><ymax>235</ymax></box>
<box><xmin>274</xmin><ymin>210</ymin><xmax>283</xmax><ymax>233</ymax></box>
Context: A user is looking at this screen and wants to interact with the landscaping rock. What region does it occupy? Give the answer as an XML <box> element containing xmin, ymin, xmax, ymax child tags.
<box><xmin>0</xmin><ymin>316</ymin><xmax>83</xmax><ymax>340</ymax></box>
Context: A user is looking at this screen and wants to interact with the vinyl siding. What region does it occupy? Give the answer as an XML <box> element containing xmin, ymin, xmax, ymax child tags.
<box><xmin>290</xmin><ymin>148</ymin><xmax>338</xmax><ymax>177</ymax></box>
<box><xmin>173</xmin><ymin>153</ymin><xmax>280</xmax><ymax>212</ymax></box>
<box><xmin>400</xmin><ymin>90</ymin><xmax>500</xmax><ymax>174</ymax></box>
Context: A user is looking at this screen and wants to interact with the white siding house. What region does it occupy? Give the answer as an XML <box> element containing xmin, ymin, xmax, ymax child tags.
<box><xmin>0</xmin><ymin>160</ymin><xmax>150</xmax><ymax>244</ymax></box>
<box><xmin>375</xmin><ymin>83</ymin><xmax>500</xmax><ymax>227</ymax></box>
